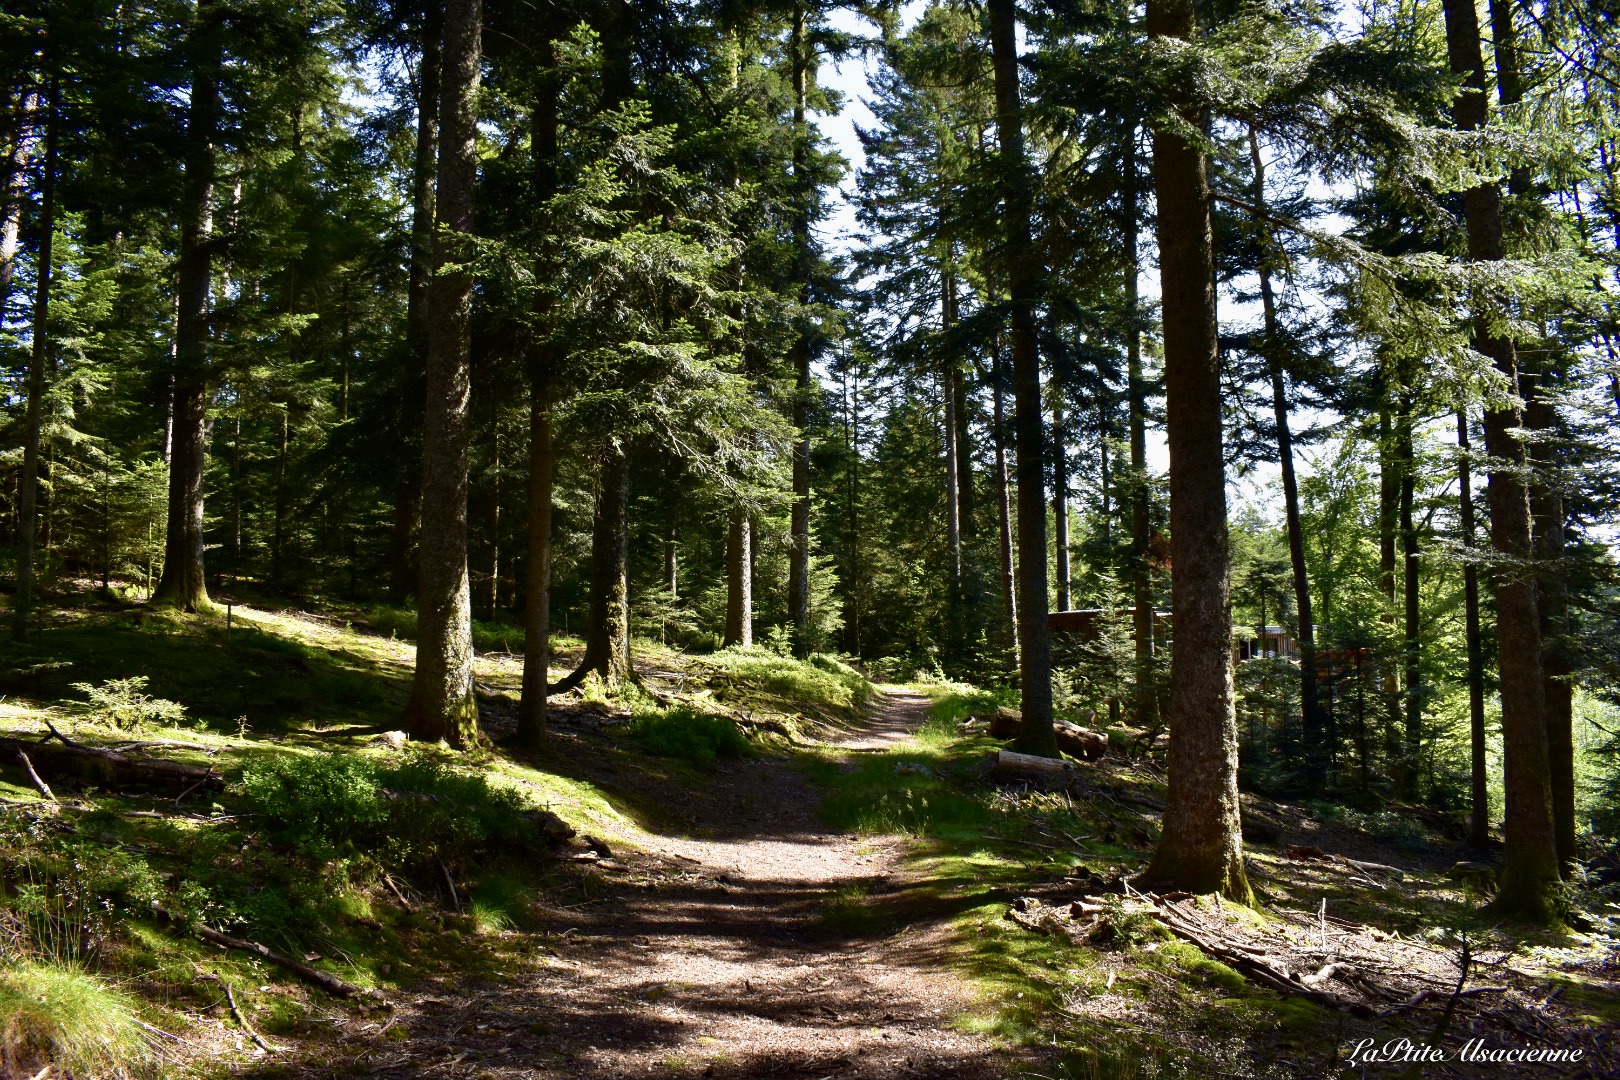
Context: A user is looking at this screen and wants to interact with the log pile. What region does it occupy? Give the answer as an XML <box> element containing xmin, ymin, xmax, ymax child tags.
<box><xmin>986</xmin><ymin>709</ymin><xmax>1107</xmax><ymax>761</ymax></box>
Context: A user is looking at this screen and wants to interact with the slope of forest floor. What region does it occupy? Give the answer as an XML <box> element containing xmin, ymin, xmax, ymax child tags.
<box><xmin>0</xmin><ymin>589</ymin><xmax>1616</xmax><ymax>1079</ymax></box>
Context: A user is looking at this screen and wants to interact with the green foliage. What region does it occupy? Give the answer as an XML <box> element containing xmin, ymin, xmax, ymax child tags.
<box><xmin>0</xmin><ymin>961</ymin><xmax>156</xmax><ymax>1079</ymax></box>
<box><xmin>70</xmin><ymin>676</ymin><xmax>188</xmax><ymax>731</ymax></box>
<box><xmin>234</xmin><ymin>751</ymin><xmax>536</xmax><ymax>869</ymax></box>
<box><xmin>704</xmin><ymin>647</ymin><xmax>873</xmax><ymax>718</ymax></box>
<box><xmin>0</xmin><ymin>809</ymin><xmax>163</xmax><ymax>966</ymax></box>
<box><xmin>628</xmin><ymin>705</ymin><xmax>750</xmax><ymax>763</ymax></box>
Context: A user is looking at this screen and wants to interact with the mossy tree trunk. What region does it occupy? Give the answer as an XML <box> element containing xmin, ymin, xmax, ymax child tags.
<box><xmin>403</xmin><ymin>0</ymin><xmax>481</xmax><ymax>747</ymax></box>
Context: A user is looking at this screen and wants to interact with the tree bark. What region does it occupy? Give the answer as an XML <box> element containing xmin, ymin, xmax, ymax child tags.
<box><xmin>1137</xmin><ymin>0</ymin><xmax>1250</xmax><ymax>903</ymax></box>
<box><xmin>986</xmin><ymin>0</ymin><xmax>1055</xmax><ymax>756</ymax></box>
<box><xmin>1527</xmin><ymin>389</ymin><xmax>1575</xmax><ymax>872</ymax></box>
<box><xmin>403</xmin><ymin>0</ymin><xmax>482</xmax><ymax>747</ymax></box>
<box><xmin>725</xmin><ymin>509</ymin><xmax>753</xmax><ymax>647</ymax></box>
<box><xmin>1124</xmin><ymin>123</ymin><xmax>1160</xmax><ymax>732</ymax></box>
<box><xmin>517</xmin><ymin>385</ymin><xmax>552</xmax><ymax>746</ymax></box>
<box><xmin>1398</xmin><ymin>392</ymin><xmax>1422</xmax><ymax>796</ymax></box>
<box><xmin>1052</xmin><ymin>399</ymin><xmax>1071</xmax><ymax>612</ymax></box>
<box><xmin>1458</xmin><ymin>409</ymin><xmax>1490</xmax><ymax>850</ymax></box>
<box><xmin>0</xmin><ymin>90</ymin><xmax>35</xmax><ymax>315</ymax></box>
<box><xmin>992</xmin><ymin>349</ymin><xmax>1019</xmax><ymax>671</ymax></box>
<box><xmin>388</xmin><ymin>4</ymin><xmax>442</xmax><ymax>607</ymax></box>
<box><xmin>153</xmin><ymin>0</ymin><xmax>221</xmax><ymax>614</ymax></box>
<box><xmin>1440</xmin><ymin>0</ymin><xmax>1559</xmax><ymax>920</ymax></box>
<box><xmin>554</xmin><ymin>446</ymin><xmax>632</xmax><ymax>692</ymax></box>
<box><xmin>517</xmin><ymin>31</ymin><xmax>560</xmax><ymax>747</ymax></box>
<box><xmin>786</xmin><ymin>5</ymin><xmax>813</xmax><ymax>658</ymax></box>
<box><xmin>12</xmin><ymin>77</ymin><xmax>55</xmax><ymax>640</ymax></box>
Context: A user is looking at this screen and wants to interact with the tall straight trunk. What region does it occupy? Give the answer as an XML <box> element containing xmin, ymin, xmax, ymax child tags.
<box><xmin>1398</xmin><ymin>394</ymin><xmax>1422</xmax><ymax>795</ymax></box>
<box><xmin>943</xmin><ymin>276</ymin><xmax>962</xmax><ymax>592</ymax></box>
<box><xmin>786</xmin><ymin>5</ymin><xmax>813</xmax><ymax>658</ymax></box>
<box><xmin>486</xmin><ymin>424</ymin><xmax>501</xmax><ymax>619</ymax></box>
<box><xmin>388</xmin><ymin>6</ymin><xmax>441</xmax><ymax>607</ymax></box>
<box><xmin>154</xmin><ymin>0</ymin><xmax>221</xmax><ymax>613</ymax></box>
<box><xmin>1138</xmin><ymin>0</ymin><xmax>1250</xmax><ymax>902</ymax></box>
<box><xmin>1246</xmin><ymin>126</ymin><xmax>1324</xmax><ymax>766</ymax></box>
<box><xmin>986</xmin><ymin>0</ymin><xmax>1055</xmax><ymax>755</ymax></box>
<box><xmin>555</xmin><ymin>447</ymin><xmax>632</xmax><ymax>691</ymax></box>
<box><xmin>1458</xmin><ymin>409</ymin><xmax>1490</xmax><ymax>849</ymax></box>
<box><xmin>517</xmin><ymin>385</ymin><xmax>552</xmax><ymax>746</ymax></box>
<box><xmin>517</xmin><ymin>33</ymin><xmax>559</xmax><ymax>746</ymax></box>
<box><xmin>1125</xmin><ymin>124</ymin><xmax>1159</xmax><ymax>731</ymax></box>
<box><xmin>12</xmin><ymin>78</ymin><xmax>55</xmax><ymax>640</ymax></box>
<box><xmin>0</xmin><ymin>90</ymin><xmax>36</xmax><ymax>314</ymax></box>
<box><xmin>992</xmin><ymin>353</ymin><xmax>1018</xmax><ymax>671</ymax></box>
<box><xmin>1491</xmin><ymin>0</ymin><xmax>1575</xmax><ymax>875</ymax></box>
<box><xmin>403</xmin><ymin>0</ymin><xmax>482</xmax><ymax>746</ymax></box>
<box><xmin>955</xmin><ymin>367</ymin><xmax>975</xmax><ymax>540</ymax></box>
<box><xmin>725</xmin><ymin>509</ymin><xmax>752</xmax><ymax>647</ymax></box>
<box><xmin>1441</xmin><ymin>0</ymin><xmax>1558</xmax><ymax>920</ymax></box>
<box><xmin>1527</xmin><ymin>390</ymin><xmax>1576</xmax><ymax>871</ymax></box>
<box><xmin>1377</xmin><ymin>400</ymin><xmax>1401</xmax><ymax>759</ymax></box>
<box><xmin>1052</xmin><ymin>400</ymin><xmax>1071</xmax><ymax>611</ymax></box>
<box><xmin>272</xmin><ymin>408</ymin><xmax>288</xmax><ymax>587</ymax></box>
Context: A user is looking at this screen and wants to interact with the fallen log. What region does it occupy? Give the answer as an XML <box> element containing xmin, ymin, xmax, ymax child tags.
<box><xmin>990</xmin><ymin>748</ymin><xmax>1077</xmax><ymax>788</ymax></box>
<box><xmin>0</xmin><ymin>736</ymin><xmax>220</xmax><ymax>794</ymax></box>
<box><xmin>1054</xmin><ymin>720</ymin><xmax>1107</xmax><ymax>761</ymax></box>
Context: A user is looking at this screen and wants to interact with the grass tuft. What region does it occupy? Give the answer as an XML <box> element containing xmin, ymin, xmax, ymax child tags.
<box><xmin>0</xmin><ymin>961</ymin><xmax>157</xmax><ymax>1078</ymax></box>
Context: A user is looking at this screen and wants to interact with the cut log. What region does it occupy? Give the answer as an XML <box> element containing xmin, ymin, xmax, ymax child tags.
<box><xmin>989</xmin><ymin>707</ymin><xmax>1022</xmax><ymax>740</ymax></box>
<box><xmin>0</xmin><ymin>736</ymin><xmax>220</xmax><ymax>794</ymax></box>
<box><xmin>990</xmin><ymin>748</ymin><xmax>1077</xmax><ymax>788</ymax></box>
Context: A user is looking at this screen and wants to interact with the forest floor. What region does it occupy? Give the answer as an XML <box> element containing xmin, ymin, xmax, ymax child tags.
<box><xmin>1</xmin><ymin>592</ymin><xmax>1618</xmax><ymax>1079</ymax></box>
<box><xmin>245</xmin><ymin>690</ymin><xmax>1043</xmax><ymax>1079</ymax></box>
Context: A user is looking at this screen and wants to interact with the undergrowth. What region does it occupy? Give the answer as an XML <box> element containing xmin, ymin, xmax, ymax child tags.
<box><xmin>628</xmin><ymin>705</ymin><xmax>750</xmax><ymax>763</ymax></box>
<box><xmin>0</xmin><ymin>961</ymin><xmax>157</xmax><ymax>1078</ymax></box>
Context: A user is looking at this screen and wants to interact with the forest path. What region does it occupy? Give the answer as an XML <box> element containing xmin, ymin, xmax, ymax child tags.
<box><xmin>337</xmin><ymin>690</ymin><xmax>1033</xmax><ymax>1079</ymax></box>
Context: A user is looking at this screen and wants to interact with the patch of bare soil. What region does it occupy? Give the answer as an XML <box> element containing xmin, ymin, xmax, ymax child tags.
<box><xmin>254</xmin><ymin>692</ymin><xmax>1038</xmax><ymax>1079</ymax></box>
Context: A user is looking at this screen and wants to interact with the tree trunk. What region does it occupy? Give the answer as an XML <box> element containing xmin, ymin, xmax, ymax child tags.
<box><xmin>992</xmin><ymin>352</ymin><xmax>1018</xmax><ymax>671</ymax></box>
<box><xmin>786</xmin><ymin>5</ymin><xmax>813</xmax><ymax>659</ymax></box>
<box><xmin>387</xmin><ymin>5</ymin><xmax>441</xmax><ymax>608</ymax></box>
<box><xmin>1125</xmin><ymin>123</ymin><xmax>1159</xmax><ymax>732</ymax></box>
<box><xmin>153</xmin><ymin>0</ymin><xmax>221</xmax><ymax>614</ymax></box>
<box><xmin>403</xmin><ymin>0</ymin><xmax>481</xmax><ymax>747</ymax></box>
<box><xmin>1527</xmin><ymin>390</ymin><xmax>1575</xmax><ymax>871</ymax></box>
<box><xmin>517</xmin><ymin>385</ymin><xmax>553</xmax><ymax>746</ymax></box>
<box><xmin>1441</xmin><ymin>0</ymin><xmax>1559</xmax><ymax>920</ymax></box>
<box><xmin>1246</xmin><ymin>126</ymin><xmax>1324</xmax><ymax>769</ymax></box>
<box><xmin>725</xmin><ymin>509</ymin><xmax>753</xmax><ymax>647</ymax></box>
<box><xmin>1377</xmin><ymin>401</ymin><xmax>1400</xmax><ymax>762</ymax></box>
<box><xmin>1398</xmin><ymin>392</ymin><xmax>1421</xmax><ymax>796</ymax></box>
<box><xmin>12</xmin><ymin>78</ymin><xmax>55</xmax><ymax>640</ymax></box>
<box><xmin>1137</xmin><ymin>0</ymin><xmax>1250</xmax><ymax>903</ymax></box>
<box><xmin>0</xmin><ymin>90</ymin><xmax>36</xmax><ymax>315</ymax></box>
<box><xmin>555</xmin><ymin>447</ymin><xmax>632</xmax><ymax>692</ymax></box>
<box><xmin>1458</xmin><ymin>409</ymin><xmax>1490</xmax><ymax>850</ymax></box>
<box><xmin>986</xmin><ymin>0</ymin><xmax>1055</xmax><ymax>756</ymax></box>
<box><xmin>1052</xmin><ymin>399</ymin><xmax>1071</xmax><ymax>612</ymax></box>
<box><xmin>517</xmin><ymin>30</ymin><xmax>559</xmax><ymax>747</ymax></box>
<box><xmin>944</xmin><ymin>276</ymin><xmax>962</xmax><ymax>594</ymax></box>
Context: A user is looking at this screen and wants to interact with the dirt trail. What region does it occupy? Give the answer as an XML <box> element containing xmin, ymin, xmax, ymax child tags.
<box><xmin>316</xmin><ymin>690</ymin><xmax>1032</xmax><ymax>1079</ymax></box>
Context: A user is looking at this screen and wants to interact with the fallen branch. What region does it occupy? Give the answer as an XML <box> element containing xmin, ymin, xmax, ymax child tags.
<box><xmin>16</xmin><ymin>750</ymin><xmax>57</xmax><ymax>803</ymax></box>
<box><xmin>225</xmin><ymin>984</ymin><xmax>284</xmax><ymax>1054</ymax></box>
<box><xmin>155</xmin><ymin>906</ymin><xmax>382</xmax><ymax>1002</ymax></box>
